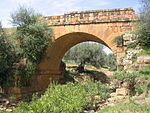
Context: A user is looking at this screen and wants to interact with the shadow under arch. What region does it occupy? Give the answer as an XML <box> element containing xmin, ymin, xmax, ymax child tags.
<box><xmin>37</xmin><ymin>32</ymin><xmax>116</xmax><ymax>75</ymax></box>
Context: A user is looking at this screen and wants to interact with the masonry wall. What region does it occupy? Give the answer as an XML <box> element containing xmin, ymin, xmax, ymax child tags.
<box><xmin>44</xmin><ymin>8</ymin><xmax>137</xmax><ymax>26</ymax></box>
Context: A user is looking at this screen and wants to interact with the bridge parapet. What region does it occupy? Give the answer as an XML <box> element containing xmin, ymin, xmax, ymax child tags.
<box><xmin>44</xmin><ymin>8</ymin><xmax>137</xmax><ymax>26</ymax></box>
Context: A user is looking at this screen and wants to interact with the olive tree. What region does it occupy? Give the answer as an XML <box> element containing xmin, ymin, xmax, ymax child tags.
<box><xmin>138</xmin><ymin>0</ymin><xmax>150</xmax><ymax>47</ymax></box>
<box><xmin>64</xmin><ymin>42</ymin><xmax>107</xmax><ymax>70</ymax></box>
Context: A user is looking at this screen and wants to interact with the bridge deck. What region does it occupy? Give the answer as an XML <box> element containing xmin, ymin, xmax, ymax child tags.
<box><xmin>44</xmin><ymin>8</ymin><xmax>137</xmax><ymax>26</ymax></box>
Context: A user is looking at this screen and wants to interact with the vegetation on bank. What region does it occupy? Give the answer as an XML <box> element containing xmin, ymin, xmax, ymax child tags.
<box><xmin>0</xmin><ymin>7</ymin><xmax>52</xmax><ymax>86</ymax></box>
<box><xmin>11</xmin><ymin>79</ymin><xmax>110</xmax><ymax>113</ymax></box>
<box><xmin>111</xmin><ymin>65</ymin><xmax>150</xmax><ymax>96</ymax></box>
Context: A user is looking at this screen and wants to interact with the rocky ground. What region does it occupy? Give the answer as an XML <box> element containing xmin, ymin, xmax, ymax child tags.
<box><xmin>0</xmin><ymin>93</ymin><xmax>17</xmax><ymax>112</ymax></box>
<box><xmin>0</xmin><ymin>65</ymin><xmax>150</xmax><ymax>113</ymax></box>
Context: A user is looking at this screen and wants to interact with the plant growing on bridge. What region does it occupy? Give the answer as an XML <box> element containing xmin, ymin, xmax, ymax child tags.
<box><xmin>10</xmin><ymin>6</ymin><xmax>52</xmax><ymax>86</ymax></box>
<box><xmin>113</xmin><ymin>34</ymin><xmax>124</xmax><ymax>47</ymax></box>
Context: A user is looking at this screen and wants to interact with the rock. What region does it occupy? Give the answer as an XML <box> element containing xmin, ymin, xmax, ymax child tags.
<box><xmin>123</xmin><ymin>33</ymin><xmax>137</xmax><ymax>46</ymax></box>
<box><xmin>123</xmin><ymin>33</ymin><xmax>135</xmax><ymax>41</ymax></box>
<box><xmin>0</xmin><ymin>99</ymin><xmax>9</xmax><ymax>106</ymax></box>
<box><xmin>110</xmin><ymin>93</ymin><xmax>116</xmax><ymax>97</ymax></box>
<box><xmin>135</xmin><ymin>77</ymin><xmax>146</xmax><ymax>85</ymax></box>
<box><xmin>137</xmin><ymin>56</ymin><xmax>150</xmax><ymax>64</ymax></box>
<box><xmin>0</xmin><ymin>107</ymin><xmax>6</xmax><ymax>111</ymax></box>
<box><xmin>107</xmin><ymin>97</ymin><xmax>115</xmax><ymax>103</ymax></box>
<box><xmin>110</xmin><ymin>79</ymin><xmax>122</xmax><ymax>89</ymax></box>
<box><xmin>84</xmin><ymin>110</ymin><xmax>95</xmax><ymax>113</ymax></box>
<box><xmin>92</xmin><ymin>95</ymin><xmax>102</xmax><ymax>104</ymax></box>
<box><xmin>6</xmin><ymin>109</ymin><xmax>12</xmax><ymax>112</ymax></box>
<box><xmin>106</xmin><ymin>103</ymin><xmax>115</xmax><ymax>107</ymax></box>
<box><xmin>122</xmin><ymin>81</ymin><xmax>130</xmax><ymax>88</ymax></box>
<box><xmin>116</xmin><ymin>88</ymin><xmax>130</xmax><ymax>96</ymax></box>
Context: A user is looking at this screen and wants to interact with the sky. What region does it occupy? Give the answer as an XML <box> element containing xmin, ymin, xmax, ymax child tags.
<box><xmin>0</xmin><ymin>0</ymin><xmax>141</xmax><ymax>54</ymax></box>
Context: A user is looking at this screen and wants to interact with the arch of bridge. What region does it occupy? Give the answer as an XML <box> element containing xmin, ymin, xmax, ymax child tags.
<box><xmin>37</xmin><ymin>8</ymin><xmax>137</xmax><ymax>76</ymax></box>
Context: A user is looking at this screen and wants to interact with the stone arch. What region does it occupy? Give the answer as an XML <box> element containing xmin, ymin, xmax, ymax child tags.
<box><xmin>37</xmin><ymin>31</ymin><xmax>119</xmax><ymax>76</ymax></box>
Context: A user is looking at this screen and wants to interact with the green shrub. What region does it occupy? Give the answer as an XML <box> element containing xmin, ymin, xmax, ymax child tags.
<box><xmin>139</xmin><ymin>48</ymin><xmax>150</xmax><ymax>56</ymax></box>
<box><xmin>109</xmin><ymin>65</ymin><xmax>117</xmax><ymax>71</ymax></box>
<box><xmin>12</xmin><ymin>80</ymin><xmax>110</xmax><ymax>113</ymax></box>
<box><xmin>113</xmin><ymin>34</ymin><xmax>124</xmax><ymax>47</ymax></box>
<box><xmin>140</xmin><ymin>68</ymin><xmax>150</xmax><ymax>75</ymax></box>
<box><xmin>127</xmin><ymin>42</ymin><xmax>137</xmax><ymax>49</ymax></box>
<box><xmin>139</xmin><ymin>65</ymin><xmax>150</xmax><ymax>77</ymax></box>
<box><xmin>0</xmin><ymin>22</ymin><xmax>15</xmax><ymax>86</ymax></box>
<box><xmin>117</xmin><ymin>65</ymin><xmax>124</xmax><ymax>71</ymax></box>
<box><xmin>135</xmin><ymin>84</ymin><xmax>145</xmax><ymax>95</ymax></box>
<box><xmin>137</xmin><ymin>29</ymin><xmax>150</xmax><ymax>48</ymax></box>
<box><xmin>135</xmin><ymin>82</ymin><xmax>150</xmax><ymax>96</ymax></box>
<box><xmin>111</xmin><ymin>72</ymin><xmax>139</xmax><ymax>83</ymax></box>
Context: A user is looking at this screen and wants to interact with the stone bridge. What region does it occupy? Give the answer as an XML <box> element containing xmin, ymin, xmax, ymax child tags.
<box><xmin>5</xmin><ymin>8</ymin><xmax>138</xmax><ymax>99</ymax></box>
<box><xmin>37</xmin><ymin>8</ymin><xmax>137</xmax><ymax>77</ymax></box>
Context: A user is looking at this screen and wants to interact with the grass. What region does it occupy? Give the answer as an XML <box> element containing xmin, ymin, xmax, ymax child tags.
<box><xmin>138</xmin><ymin>48</ymin><xmax>150</xmax><ymax>56</ymax></box>
<box><xmin>98</xmin><ymin>102</ymin><xmax>150</xmax><ymax>113</ymax></box>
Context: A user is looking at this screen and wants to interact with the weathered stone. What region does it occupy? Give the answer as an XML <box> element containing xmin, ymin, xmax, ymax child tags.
<box><xmin>123</xmin><ymin>33</ymin><xmax>137</xmax><ymax>41</ymax></box>
<box><xmin>110</xmin><ymin>93</ymin><xmax>116</xmax><ymax>97</ymax></box>
<box><xmin>122</xmin><ymin>82</ymin><xmax>130</xmax><ymax>88</ymax></box>
<box><xmin>84</xmin><ymin>110</ymin><xmax>95</xmax><ymax>113</ymax></box>
<box><xmin>137</xmin><ymin>56</ymin><xmax>150</xmax><ymax>64</ymax></box>
<box><xmin>6</xmin><ymin>109</ymin><xmax>12</xmax><ymax>112</ymax></box>
<box><xmin>123</xmin><ymin>59</ymin><xmax>133</xmax><ymax>65</ymax></box>
<box><xmin>92</xmin><ymin>95</ymin><xmax>103</xmax><ymax>104</ymax></box>
<box><xmin>110</xmin><ymin>79</ymin><xmax>122</xmax><ymax>89</ymax></box>
<box><xmin>116</xmin><ymin>88</ymin><xmax>130</xmax><ymax>96</ymax></box>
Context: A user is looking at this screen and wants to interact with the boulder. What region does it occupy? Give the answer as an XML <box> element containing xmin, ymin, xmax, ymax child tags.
<box><xmin>137</xmin><ymin>56</ymin><xmax>150</xmax><ymax>64</ymax></box>
<box><xmin>116</xmin><ymin>88</ymin><xmax>130</xmax><ymax>96</ymax></box>
<box><xmin>110</xmin><ymin>79</ymin><xmax>122</xmax><ymax>89</ymax></box>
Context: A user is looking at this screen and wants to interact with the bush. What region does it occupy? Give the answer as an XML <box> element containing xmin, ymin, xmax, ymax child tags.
<box><xmin>10</xmin><ymin>6</ymin><xmax>52</xmax><ymax>85</ymax></box>
<box><xmin>113</xmin><ymin>34</ymin><xmax>124</xmax><ymax>47</ymax></box>
<box><xmin>139</xmin><ymin>65</ymin><xmax>150</xmax><ymax>78</ymax></box>
<box><xmin>0</xmin><ymin>22</ymin><xmax>15</xmax><ymax>86</ymax></box>
<box><xmin>135</xmin><ymin>84</ymin><xmax>145</xmax><ymax>95</ymax></box>
<box><xmin>111</xmin><ymin>72</ymin><xmax>139</xmax><ymax>83</ymax></box>
<box><xmin>12</xmin><ymin>80</ymin><xmax>110</xmax><ymax>113</ymax></box>
<box><xmin>140</xmin><ymin>68</ymin><xmax>150</xmax><ymax>75</ymax></box>
<box><xmin>127</xmin><ymin>42</ymin><xmax>137</xmax><ymax>49</ymax></box>
<box><xmin>139</xmin><ymin>48</ymin><xmax>150</xmax><ymax>56</ymax></box>
<box><xmin>135</xmin><ymin>82</ymin><xmax>150</xmax><ymax>96</ymax></box>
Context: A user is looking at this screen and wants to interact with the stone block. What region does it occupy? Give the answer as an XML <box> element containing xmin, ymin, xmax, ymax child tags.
<box><xmin>122</xmin><ymin>82</ymin><xmax>130</xmax><ymax>88</ymax></box>
<box><xmin>137</xmin><ymin>56</ymin><xmax>150</xmax><ymax>64</ymax></box>
<box><xmin>116</xmin><ymin>88</ymin><xmax>130</xmax><ymax>96</ymax></box>
<box><xmin>110</xmin><ymin>93</ymin><xmax>116</xmax><ymax>97</ymax></box>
